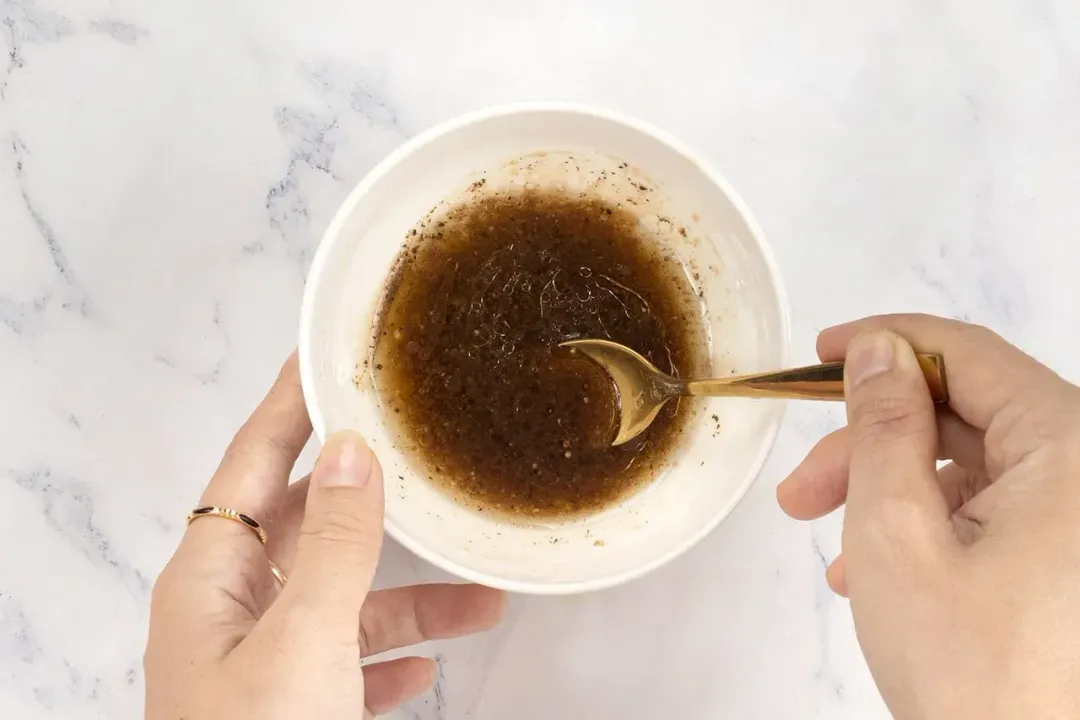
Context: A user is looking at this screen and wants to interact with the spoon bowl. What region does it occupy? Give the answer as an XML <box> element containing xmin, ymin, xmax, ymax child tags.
<box><xmin>561</xmin><ymin>339</ymin><xmax>685</xmax><ymax>445</ymax></box>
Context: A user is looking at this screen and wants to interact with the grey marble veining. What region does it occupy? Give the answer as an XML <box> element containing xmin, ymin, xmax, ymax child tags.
<box><xmin>3</xmin><ymin>0</ymin><xmax>1080</xmax><ymax>717</ymax></box>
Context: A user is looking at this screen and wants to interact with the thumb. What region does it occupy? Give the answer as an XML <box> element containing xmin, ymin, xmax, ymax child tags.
<box><xmin>843</xmin><ymin>331</ymin><xmax>952</xmax><ymax>561</ymax></box>
<box><xmin>281</xmin><ymin>430</ymin><xmax>384</xmax><ymax>624</ymax></box>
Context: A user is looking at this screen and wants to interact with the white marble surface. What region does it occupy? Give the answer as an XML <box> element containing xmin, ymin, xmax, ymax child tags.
<box><xmin>3</xmin><ymin>0</ymin><xmax>1080</xmax><ymax>717</ymax></box>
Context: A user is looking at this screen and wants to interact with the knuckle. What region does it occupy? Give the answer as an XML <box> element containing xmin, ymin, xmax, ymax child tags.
<box><xmin>218</xmin><ymin>432</ymin><xmax>256</xmax><ymax>474</ymax></box>
<box><xmin>300</xmin><ymin>509</ymin><xmax>375</xmax><ymax>550</ymax></box>
<box><xmin>986</xmin><ymin>398</ymin><xmax>1078</xmax><ymax>471</ymax></box>
<box><xmin>952</xmin><ymin>321</ymin><xmax>1000</xmax><ymax>348</ymax></box>
<box><xmin>225</xmin><ymin>424</ymin><xmax>288</xmax><ymax>466</ymax></box>
<box><xmin>854</xmin><ymin>395</ymin><xmax>926</xmax><ymax>442</ymax></box>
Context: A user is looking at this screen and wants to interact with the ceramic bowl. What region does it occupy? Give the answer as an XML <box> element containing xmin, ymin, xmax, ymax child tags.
<box><xmin>299</xmin><ymin>102</ymin><xmax>789</xmax><ymax>594</ymax></box>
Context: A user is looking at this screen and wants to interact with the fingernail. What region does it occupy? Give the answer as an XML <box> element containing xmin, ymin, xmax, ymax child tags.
<box><xmin>319</xmin><ymin>431</ymin><xmax>374</xmax><ymax>488</ymax></box>
<box><xmin>847</xmin><ymin>332</ymin><xmax>896</xmax><ymax>388</ymax></box>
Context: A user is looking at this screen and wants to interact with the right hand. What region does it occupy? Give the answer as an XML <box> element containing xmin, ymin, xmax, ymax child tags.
<box><xmin>777</xmin><ymin>314</ymin><xmax>1080</xmax><ymax>719</ymax></box>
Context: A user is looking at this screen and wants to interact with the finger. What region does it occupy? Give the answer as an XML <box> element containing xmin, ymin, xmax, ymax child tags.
<box><xmin>277</xmin><ymin>431</ymin><xmax>384</xmax><ymax>627</ymax></box>
<box><xmin>363</xmin><ymin>657</ymin><xmax>436</xmax><ymax>715</ymax></box>
<box><xmin>937</xmin><ymin>462</ymin><xmax>991</xmax><ymax>517</ymax></box>
<box><xmin>265</xmin><ymin>475</ymin><xmax>310</xmax><ymax>573</ymax></box>
<box><xmin>817</xmin><ymin>314</ymin><xmax>1069</xmax><ymax>431</ymax></box>
<box><xmin>194</xmin><ymin>353</ymin><xmax>312</xmax><ymax>540</ymax></box>
<box><xmin>777</xmin><ymin>414</ymin><xmax>985</xmax><ymax>521</ymax></box>
<box><xmin>776</xmin><ymin>428</ymin><xmax>848</xmax><ymax>520</ymax></box>
<box><xmin>826</xmin><ymin>555</ymin><xmax>847</xmax><ymax>597</ymax></box>
<box><xmin>843</xmin><ymin>331</ymin><xmax>953</xmax><ymax>554</ymax></box>
<box><xmin>359</xmin><ymin>584</ymin><xmax>506</xmax><ymax>657</ymax></box>
<box><xmin>937</xmin><ymin>411</ymin><xmax>986</xmax><ymax>473</ymax></box>
<box><xmin>171</xmin><ymin>353</ymin><xmax>311</xmax><ymax>625</ymax></box>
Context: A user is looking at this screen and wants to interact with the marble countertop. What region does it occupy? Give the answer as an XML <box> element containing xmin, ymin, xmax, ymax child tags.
<box><xmin>4</xmin><ymin>0</ymin><xmax>1080</xmax><ymax>717</ymax></box>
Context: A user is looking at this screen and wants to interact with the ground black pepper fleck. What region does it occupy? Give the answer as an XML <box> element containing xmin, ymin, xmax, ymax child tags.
<box><xmin>373</xmin><ymin>188</ymin><xmax>706</xmax><ymax>519</ymax></box>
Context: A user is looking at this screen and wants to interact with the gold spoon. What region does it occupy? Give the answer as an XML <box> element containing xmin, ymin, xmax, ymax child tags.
<box><xmin>561</xmin><ymin>338</ymin><xmax>949</xmax><ymax>446</ymax></box>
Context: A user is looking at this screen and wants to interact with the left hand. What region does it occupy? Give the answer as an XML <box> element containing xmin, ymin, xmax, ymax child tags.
<box><xmin>144</xmin><ymin>354</ymin><xmax>506</xmax><ymax>719</ymax></box>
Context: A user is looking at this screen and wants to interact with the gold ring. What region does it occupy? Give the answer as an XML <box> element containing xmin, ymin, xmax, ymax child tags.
<box><xmin>187</xmin><ymin>506</ymin><xmax>287</xmax><ymax>587</ymax></box>
<box><xmin>269</xmin><ymin>562</ymin><xmax>287</xmax><ymax>587</ymax></box>
<box><xmin>187</xmin><ymin>505</ymin><xmax>269</xmax><ymax>544</ymax></box>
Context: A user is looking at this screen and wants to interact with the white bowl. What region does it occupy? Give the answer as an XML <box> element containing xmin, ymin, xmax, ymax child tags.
<box><xmin>299</xmin><ymin>103</ymin><xmax>790</xmax><ymax>595</ymax></box>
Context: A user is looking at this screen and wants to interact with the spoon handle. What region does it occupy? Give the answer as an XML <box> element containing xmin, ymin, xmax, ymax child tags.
<box><xmin>684</xmin><ymin>354</ymin><xmax>948</xmax><ymax>403</ymax></box>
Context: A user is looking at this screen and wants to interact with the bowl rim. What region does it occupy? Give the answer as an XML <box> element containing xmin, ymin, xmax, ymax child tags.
<box><xmin>299</xmin><ymin>100</ymin><xmax>791</xmax><ymax>595</ymax></box>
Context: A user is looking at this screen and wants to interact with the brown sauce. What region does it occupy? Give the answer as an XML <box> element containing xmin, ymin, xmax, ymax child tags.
<box><xmin>372</xmin><ymin>188</ymin><xmax>706</xmax><ymax>519</ymax></box>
